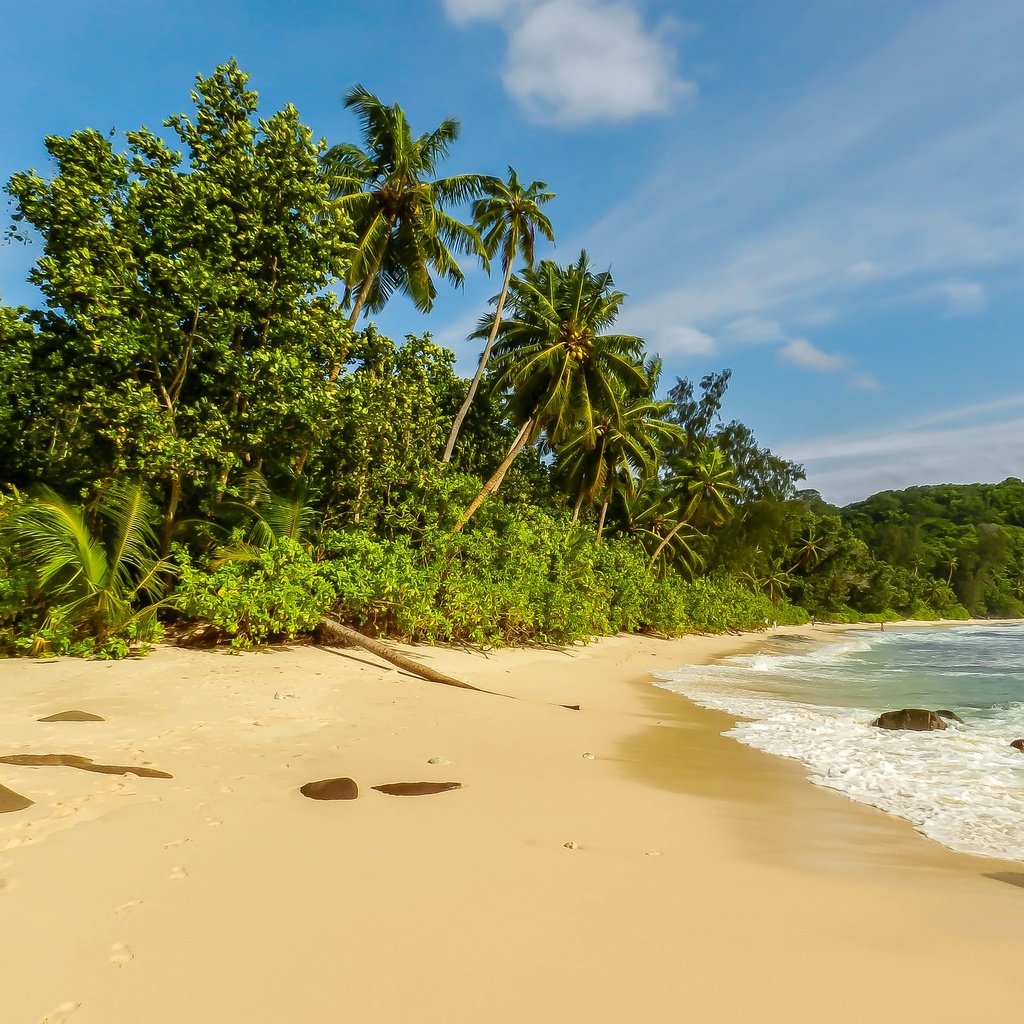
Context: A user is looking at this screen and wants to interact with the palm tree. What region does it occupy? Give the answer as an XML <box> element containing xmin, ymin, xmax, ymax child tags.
<box><xmin>647</xmin><ymin>442</ymin><xmax>740</xmax><ymax>567</ymax></box>
<box><xmin>454</xmin><ymin>252</ymin><xmax>647</xmax><ymax>530</ymax></box>
<box><xmin>1</xmin><ymin>482</ymin><xmax>174</xmax><ymax>653</ymax></box>
<box><xmin>556</xmin><ymin>365</ymin><xmax>683</xmax><ymax>541</ymax></box>
<box><xmin>442</xmin><ymin>168</ymin><xmax>555</xmax><ymax>463</ymax></box>
<box><xmin>213</xmin><ymin>472</ymin><xmax>318</xmax><ymax>563</ymax></box>
<box><xmin>790</xmin><ymin>526</ymin><xmax>829</xmax><ymax>572</ymax></box>
<box><xmin>742</xmin><ymin>559</ymin><xmax>795</xmax><ymax>604</ymax></box>
<box><xmin>321</xmin><ymin>86</ymin><xmax>487</xmax><ymax>340</ymax></box>
<box><xmin>615</xmin><ymin>485</ymin><xmax>705</xmax><ymax>574</ymax></box>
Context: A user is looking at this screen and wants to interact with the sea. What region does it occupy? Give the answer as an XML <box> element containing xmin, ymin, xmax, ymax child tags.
<box><xmin>657</xmin><ymin>623</ymin><xmax>1024</xmax><ymax>861</ymax></box>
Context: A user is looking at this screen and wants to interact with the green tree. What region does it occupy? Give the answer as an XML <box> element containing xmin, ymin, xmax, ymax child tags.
<box><xmin>3</xmin><ymin>62</ymin><xmax>353</xmax><ymax>548</ymax></box>
<box><xmin>442</xmin><ymin>168</ymin><xmax>555</xmax><ymax>462</ymax></box>
<box><xmin>612</xmin><ymin>485</ymin><xmax>705</xmax><ymax>574</ymax></box>
<box><xmin>456</xmin><ymin>252</ymin><xmax>647</xmax><ymax>529</ymax></box>
<box><xmin>556</xmin><ymin>364</ymin><xmax>682</xmax><ymax>540</ymax></box>
<box><xmin>321</xmin><ymin>85</ymin><xmax>487</xmax><ymax>340</ymax></box>
<box><xmin>648</xmin><ymin>442</ymin><xmax>740</xmax><ymax>567</ymax></box>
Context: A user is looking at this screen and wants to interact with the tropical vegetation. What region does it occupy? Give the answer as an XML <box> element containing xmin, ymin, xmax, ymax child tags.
<box><xmin>0</xmin><ymin>61</ymin><xmax>1010</xmax><ymax>660</ymax></box>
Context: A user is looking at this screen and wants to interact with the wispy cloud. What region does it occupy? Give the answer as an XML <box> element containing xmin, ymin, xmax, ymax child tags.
<box><xmin>722</xmin><ymin>315</ymin><xmax>784</xmax><ymax>344</ymax></box>
<box><xmin>443</xmin><ymin>0</ymin><xmax>693</xmax><ymax>125</ymax></box>
<box><xmin>784</xmin><ymin>394</ymin><xmax>1024</xmax><ymax>503</ymax></box>
<box><xmin>580</xmin><ymin>0</ymin><xmax>1024</xmax><ymax>341</ymax></box>
<box><xmin>778</xmin><ymin>338</ymin><xmax>847</xmax><ymax>372</ymax></box>
<box><xmin>937</xmin><ymin>279</ymin><xmax>987</xmax><ymax>314</ymax></box>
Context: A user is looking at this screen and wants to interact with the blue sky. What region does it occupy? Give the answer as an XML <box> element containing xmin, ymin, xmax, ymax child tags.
<box><xmin>2</xmin><ymin>0</ymin><xmax>1022</xmax><ymax>503</ymax></box>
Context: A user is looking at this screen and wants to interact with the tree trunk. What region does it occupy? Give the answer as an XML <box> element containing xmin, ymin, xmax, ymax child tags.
<box><xmin>328</xmin><ymin>264</ymin><xmax>381</xmax><ymax>383</ymax></box>
<box><xmin>316</xmin><ymin>616</ymin><xmax>484</xmax><ymax>691</ymax></box>
<box><xmin>648</xmin><ymin>517</ymin><xmax>687</xmax><ymax>570</ymax></box>
<box><xmin>316</xmin><ymin>616</ymin><xmax>580</xmax><ymax>710</ymax></box>
<box><xmin>454</xmin><ymin>419</ymin><xmax>533</xmax><ymax>533</ymax></box>
<box><xmin>161</xmin><ymin>473</ymin><xmax>183</xmax><ymax>556</ymax></box>
<box><xmin>441</xmin><ymin>260</ymin><xmax>514</xmax><ymax>463</ymax></box>
<box><xmin>596</xmin><ymin>498</ymin><xmax>610</xmax><ymax>543</ymax></box>
<box><xmin>570</xmin><ymin>495</ymin><xmax>583</xmax><ymax>522</ymax></box>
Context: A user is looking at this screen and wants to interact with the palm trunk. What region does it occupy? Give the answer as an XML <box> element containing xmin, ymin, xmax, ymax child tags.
<box><xmin>317</xmin><ymin>616</ymin><xmax>482</xmax><ymax>690</ymax></box>
<box><xmin>648</xmin><ymin>518</ymin><xmax>687</xmax><ymax>570</ymax></box>
<box><xmin>161</xmin><ymin>473</ymin><xmax>182</xmax><ymax>556</ymax></box>
<box><xmin>455</xmin><ymin>419</ymin><xmax>533</xmax><ymax>533</ymax></box>
<box><xmin>316</xmin><ymin>616</ymin><xmax>580</xmax><ymax>710</ymax></box>
<box><xmin>441</xmin><ymin>261</ymin><xmax>514</xmax><ymax>463</ymax></box>
<box><xmin>595</xmin><ymin>498</ymin><xmax>610</xmax><ymax>543</ymax></box>
<box><xmin>571</xmin><ymin>495</ymin><xmax>583</xmax><ymax>522</ymax></box>
<box><xmin>345</xmin><ymin>271</ymin><xmax>377</xmax><ymax>331</ymax></box>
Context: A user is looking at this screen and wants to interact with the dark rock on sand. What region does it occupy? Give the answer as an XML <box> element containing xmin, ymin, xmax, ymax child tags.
<box><xmin>0</xmin><ymin>783</ymin><xmax>33</xmax><ymax>813</ymax></box>
<box><xmin>0</xmin><ymin>753</ymin><xmax>172</xmax><ymax>778</ymax></box>
<box><xmin>372</xmin><ymin>782</ymin><xmax>462</xmax><ymax>797</ymax></box>
<box><xmin>871</xmin><ymin>709</ymin><xmax>948</xmax><ymax>731</ymax></box>
<box><xmin>935</xmin><ymin>710</ymin><xmax>965</xmax><ymax>724</ymax></box>
<box><xmin>37</xmin><ymin>710</ymin><xmax>105</xmax><ymax>722</ymax></box>
<box><xmin>1010</xmin><ymin>739</ymin><xmax>1024</xmax><ymax>753</ymax></box>
<box><xmin>300</xmin><ymin>777</ymin><xmax>359</xmax><ymax>800</ymax></box>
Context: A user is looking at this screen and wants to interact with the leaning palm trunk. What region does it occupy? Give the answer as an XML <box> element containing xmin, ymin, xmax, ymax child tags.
<box><xmin>595</xmin><ymin>498</ymin><xmax>610</xmax><ymax>543</ymax></box>
<box><xmin>317</xmin><ymin>616</ymin><xmax>483</xmax><ymax>691</ymax></box>
<box><xmin>648</xmin><ymin>518</ymin><xmax>688</xmax><ymax>570</ymax></box>
<box><xmin>442</xmin><ymin>261</ymin><xmax>514</xmax><ymax>463</ymax></box>
<box><xmin>454</xmin><ymin>419</ymin><xmax>533</xmax><ymax>532</ymax></box>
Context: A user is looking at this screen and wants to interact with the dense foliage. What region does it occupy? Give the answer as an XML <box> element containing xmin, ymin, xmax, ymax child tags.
<box><xmin>0</xmin><ymin>62</ymin><xmax>1007</xmax><ymax>659</ymax></box>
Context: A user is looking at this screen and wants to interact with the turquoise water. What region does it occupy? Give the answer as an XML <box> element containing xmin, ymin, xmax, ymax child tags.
<box><xmin>657</xmin><ymin>624</ymin><xmax>1024</xmax><ymax>861</ymax></box>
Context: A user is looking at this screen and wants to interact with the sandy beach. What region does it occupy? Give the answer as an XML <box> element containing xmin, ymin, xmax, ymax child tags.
<box><xmin>1</xmin><ymin>624</ymin><xmax>1022</xmax><ymax>1023</ymax></box>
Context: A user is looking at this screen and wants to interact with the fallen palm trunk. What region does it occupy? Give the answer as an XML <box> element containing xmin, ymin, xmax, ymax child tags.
<box><xmin>316</xmin><ymin>616</ymin><xmax>485</xmax><ymax>691</ymax></box>
<box><xmin>315</xmin><ymin>616</ymin><xmax>580</xmax><ymax>710</ymax></box>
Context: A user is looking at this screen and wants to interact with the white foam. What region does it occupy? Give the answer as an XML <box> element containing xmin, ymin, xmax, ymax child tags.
<box><xmin>657</xmin><ymin>643</ymin><xmax>1024</xmax><ymax>862</ymax></box>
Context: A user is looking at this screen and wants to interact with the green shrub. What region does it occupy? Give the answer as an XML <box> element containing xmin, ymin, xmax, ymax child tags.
<box><xmin>173</xmin><ymin>539</ymin><xmax>336</xmax><ymax>647</ymax></box>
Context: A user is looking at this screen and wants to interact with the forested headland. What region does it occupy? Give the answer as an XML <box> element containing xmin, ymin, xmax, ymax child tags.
<box><xmin>0</xmin><ymin>63</ymin><xmax>1015</xmax><ymax>659</ymax></box>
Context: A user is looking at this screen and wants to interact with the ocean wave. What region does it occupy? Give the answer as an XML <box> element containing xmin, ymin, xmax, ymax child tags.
<box><xmin>657</xmin><ymin>626</ymin><xmax>1024</xmax><ymax>862</ymax></box>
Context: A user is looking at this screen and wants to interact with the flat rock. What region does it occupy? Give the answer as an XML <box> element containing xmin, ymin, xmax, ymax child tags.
<box><xmin>37</xmin><ymin>710</ymin><xmax>105</xmax><ymax>722</ymax></box>
<box><xmin>0</xmin><ymin>753</ymin><xmax>171</xmax><ymax>778</ymax></box>
<box><xmin>871</xmin><ymin>709</ymin><xmax>947</xmax><ymax>732</ymax></box>
<box><xmin>935</xmin><ymin>709</ymin><xmax>965</xmax><ymax>724</ymax></box>
<box><xmin>300</xmin><ymin>777</ymin><xmax>359</xmax><ymax>800</ymax></box>
<box><xmin>0</xmin><ymin>783</ymin><xmax>33</xmax><ymax>814</ymax></box>
<box><xmin>1011</xmin><ymin>739</ymin><xmax>1024</xmax><ymax>753</ymax></box>
<box><xmin>372</xmin><ymin>782</ymin><xmax>462</xmax><ymax>797</ymax></box>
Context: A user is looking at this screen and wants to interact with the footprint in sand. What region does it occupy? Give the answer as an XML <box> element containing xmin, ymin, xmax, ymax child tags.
<box><xmin>113</xmin><ymin>899</ymin><xmax>142</xmax><ymax>917</ymax></box>
<box><xmin>169</xmin><ymin>865</ymin><xmax>188</xmax><ymax>881</ymax></box>
<box><xmin>205</xmin><ymin>817</ymin><xmax>222</xmax><ymax>827</ymax></box>
<box><xmin>40</xmin><ymin>1001</ymin><xmax>80</xmax><ymax>1023</ymax></box>
<box><xmin>109</xmin><ymin>943</ymin><xmax>134</xmax><ymax>967</ymax></box>
<box><xmin>163</xmin><ymin>838</ymin><xmax>189</xmax><ymax>850</ymax></box>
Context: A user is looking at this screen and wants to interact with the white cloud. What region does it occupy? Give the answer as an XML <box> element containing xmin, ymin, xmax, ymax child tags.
<box><xmin>722</xmin><ymin>315</ymin><xmax>783</xmax><ymax>343</ymax></box>
<box><xmin>649</xmin><ymin>323</ymin><xmax>716</xmax><ymax>357</ymax></box>
<box><xmin>443</xmin><ymin>0</ymin><xmax>515</xmax><ymax>22</ymax></box>
<box><xmin>781</xmin><ymin>394</ymin><xmax>1024</xmax><ymax>503</ymax></box>
<box><xmin>937</xmin><ymin>279</ymin><xmax>987</xmax><ymax>314</ymax></box>
<box><xmin>443</xmin><ymin>0</ymin><xmax>693</xmax><ymax>125</ymax></box>
<box><xmin>778</xmin><ymin>337</ymin><xmax>848</xmax><ymax>372</ymax></box>
<box><xmin>577</xmin><ymin>1</ymin><xmax>1024</xmax><ymax>328</ymax></box>
<box><xmin>847</xmin><ymin>260</ymin><xmax>880</xmax><ymax>280</ymax></box>
<box><xmin>849</xmin><ymin>373</ymin><xmax>881</xmax><ymax>391</ymax></box>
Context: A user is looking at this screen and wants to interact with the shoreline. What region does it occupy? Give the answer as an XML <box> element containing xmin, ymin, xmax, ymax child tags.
<box><xmin>1</xmin><ymin>623</ymin><xmax>1022</xmax><ymax>1022</ymax></box>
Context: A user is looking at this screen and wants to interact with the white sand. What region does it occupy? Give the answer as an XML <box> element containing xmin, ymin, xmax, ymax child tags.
<box><xmin>1</xmin><ymin>625</ymin><xmax>1022</xmax><ymax>1023</ymax></box>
